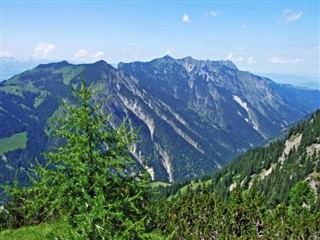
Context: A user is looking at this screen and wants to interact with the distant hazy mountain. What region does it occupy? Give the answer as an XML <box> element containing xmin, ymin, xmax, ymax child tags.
<box><xmin>0</xmin><ymin>57</ymin><xmax>53</xmax><ymax>82</ymax></box>
<box><xmin>0</xmin><ymin>57</ymin><xmax>319</xmax><ymax>184</ymax></box>
<box><xmin>258</xmin><ymin>73</ymin><xmax>320</xmax><ymax>90</ymax></box>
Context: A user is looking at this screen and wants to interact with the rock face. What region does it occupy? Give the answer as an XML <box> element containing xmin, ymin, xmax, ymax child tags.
<box><xmin>0</xmin><ymin>56</ymin><xmax>319</xmax><ymax>183</ymax></box>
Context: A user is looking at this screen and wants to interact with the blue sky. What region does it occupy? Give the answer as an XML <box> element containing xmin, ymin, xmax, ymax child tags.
<box><xmin>1</xmin><ymin>0</ymin><xmax>319</xmax><ymax>83</ymax></box>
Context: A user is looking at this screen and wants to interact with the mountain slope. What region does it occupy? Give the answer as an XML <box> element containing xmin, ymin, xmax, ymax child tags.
<box><xmin>189</xmin><ymin>109</ymin><xmax>320</xmax><ymax>207</ymax></box>
<box><xmin>119</xmin><ymin>56</ymin><xmax>319</xmax><ymax>140</ymax></box>
<box><xmin>0</xmin><ymin>57</ymin><xmax>319</xmax><ymax>184</ymax></box>
<box><xmin>152</xmin><ymin>111</ymin><xmax>320</xmax><ymax>239</ymax></box>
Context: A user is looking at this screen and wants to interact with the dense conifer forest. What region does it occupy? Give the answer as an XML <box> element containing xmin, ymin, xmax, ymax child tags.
<box><xmin>152</xmin><ymin>110</ymin><xmax>320</xmax><ymax>239</ymax></box>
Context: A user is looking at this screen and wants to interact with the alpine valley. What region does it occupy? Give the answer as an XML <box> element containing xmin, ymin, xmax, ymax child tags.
<box><xmin>0</xmin><ymin>56</ymin><xmax>319</xmax><ymax>183</ymax></box>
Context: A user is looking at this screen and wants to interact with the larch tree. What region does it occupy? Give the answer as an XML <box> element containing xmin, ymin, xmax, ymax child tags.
<box><xmin>1</xmin><ymin>73</ymin><xmax>152</xmax><ymax>239</ymax></box>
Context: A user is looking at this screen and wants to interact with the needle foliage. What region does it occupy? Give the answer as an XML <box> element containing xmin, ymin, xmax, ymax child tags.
<box><xmin>1</xmin><ymin>73</ymin><xmax>151</xmax><ymax>239</ymax></box>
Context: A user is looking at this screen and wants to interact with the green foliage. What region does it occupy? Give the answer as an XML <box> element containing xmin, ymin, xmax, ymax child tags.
<box><xmin>263</xmin><ymin>202</ymin><xmax>320</xmax><ymax>239</ymax></box>
<box><xmin>174</xmin><ymin>110</ymin><xmax>320</xmax><ymax>207</ymax></box>
<box><xmin>150</xmin><ymin>110</ymin><xmax>320</xmax><ymax>239</ymax></box>
<box><xmin>289</xmin><ymin>180</ymin><xmax>316</xmax><ymax>214</ymax></box>
<box><xmin>151</xmin><ymin>183</ymin><xmax>319</xmax><ymax>239</ymax></box>
<box><xmin>1</xmin><ymin>73</ymin><xmax>152</xmax><ymax>239</ymax></box>
<box><xmin>0</xmin><ymin>218</ymin><xmax>77</xmax><ymax>240</ymax></box>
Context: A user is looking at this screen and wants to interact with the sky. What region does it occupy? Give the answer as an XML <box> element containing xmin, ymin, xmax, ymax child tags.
<box><xmin>1</xmin><ymin>0</ymin><xmax>319</xmax><ymax>85</ymax></box>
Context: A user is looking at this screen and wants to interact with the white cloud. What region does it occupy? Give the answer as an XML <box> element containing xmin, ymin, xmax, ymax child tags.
<box><xmin>166</xmin><ymin>47</ymin><xmax>175</xmax><ymax>55</ymax></box>
<box><xmin>227</xmin><ymin>52</ymin><xmax>244</xmax><ymax>62</ymax></box>
<box><xmin>268</xmin><ymin>57</ymin><xmax>305</xmax><ymax>64</ymax></box>
<box><xmin>33</xmin><ymin>42</ymin><xmax>56</xmax><ymax>58</ymax></box>
<box><xmin>0</xmin><ymin>51</ymin><xmax>12</xmax><ymax>57</ymax></box>
<box><xmin>281</xmin><ymin>9</ymin><xmax>303</xmax><ymax>23</ymax></box>
<box><xmin>205</xmin><ymin>10</ymin><xmax>218</xmax><ymax>17</ymax></box>
<box><xmin>93</xmin><ymin>51</ymin><xmax>105</xmax><ymax>58</ymax></box>
<box><xmin>182</xmin><ymin>14</ymin><xmax>190</xmax><ymax>23</ymax></box>
<box><xmin>247</xmin><ymin>57</ymin><xmax>256</xmax><ymax>64</ymax></box>
<box><xmin>75</xmin><ymin>49</ymin><xmax>88</xmax><ymax>58</ymax></box>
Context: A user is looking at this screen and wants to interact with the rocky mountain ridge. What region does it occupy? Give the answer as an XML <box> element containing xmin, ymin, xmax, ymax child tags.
<box><xmin>0</xmin><ymin>56</ymin><xmax>319</xmax><ymax>183</ymax></box>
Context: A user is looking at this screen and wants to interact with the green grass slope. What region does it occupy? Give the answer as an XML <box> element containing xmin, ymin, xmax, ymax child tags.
<box><xmin>0</xmin><ymin>220</ymin><xmax>76</xmax><ymax>240</ymax></box>
<box><xmin>0</xmin><ymin>132</ymin><xmax>27</xmax><ymax>155</ymax></box>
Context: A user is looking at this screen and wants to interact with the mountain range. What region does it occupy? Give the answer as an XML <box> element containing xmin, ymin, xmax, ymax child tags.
<box><xmin>0</xmin><ymin>56</ymin><xmax>319</xmax><ymax>183</ymax></box>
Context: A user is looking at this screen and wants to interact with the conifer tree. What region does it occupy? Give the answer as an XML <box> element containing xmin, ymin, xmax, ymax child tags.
<box><xmin>1</xmin><ymin>73</ymin><xmax>151</xmax><ymax>239</ymax></box>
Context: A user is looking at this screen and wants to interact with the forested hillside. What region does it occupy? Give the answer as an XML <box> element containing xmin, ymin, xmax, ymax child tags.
<box><xmin>151</xmin><ymin>110</ymin><xmax>320</xmax><ymax>239</ymax></box>
<box><xmin>210</xmin><ymin>109</ymin><xmax>320</xmax><ymax>206</ymax></box>
<box><xmin>160</xmin><ymin>110</ymin><xmax>320</xmax><ymax>203</ymax></box>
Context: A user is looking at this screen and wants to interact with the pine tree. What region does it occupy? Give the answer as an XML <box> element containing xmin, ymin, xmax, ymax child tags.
<box><xmin>289</xmin><ymin>180</ymin><xmax>315</xmax><ymax>215</ymax></box>
<box><xmin>1</xmin><ymin>73</ymin><xmax>151</xmax><ymax>239</ymax></box>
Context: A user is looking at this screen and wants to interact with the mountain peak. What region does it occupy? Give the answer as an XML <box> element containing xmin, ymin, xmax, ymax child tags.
<box><xmin>81</xmin><ymin>60</ymin><xmax>116</xmax><ymax>73</ymax></box>
<box><xmin>180</xmin><ymin>56</ymin><xmax>195</xmax><ymax>63</ymax></box>
<box><xmin>36</xmin><ymin>60</ymin><xmax>70</xmax><ymax>69</ymax></box>
<box><xmin>149</xmin><ymin>55</ymin><xmax>176</xmax><ymax>66</ymax></box>
<box><xmin>220</xmin><ymin>60</ymin><xmax>238</xmax><ymax>70</ymax></box>
<box><xmin>163</xmin><ymin>55</ymin><xmax>174</xmax><ymax>61</ymax></box>
<box><xmin>93</xmin><ymin>59</ymin><xmax>108</xmax><ymax>65</ymax></box>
